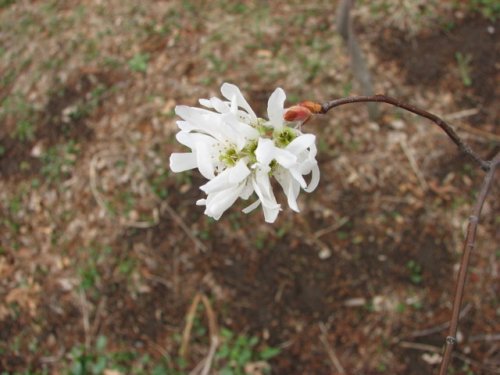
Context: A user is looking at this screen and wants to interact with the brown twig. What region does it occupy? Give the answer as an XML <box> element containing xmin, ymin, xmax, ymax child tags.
<box><xmin>320</xmin><ymin>95</ymin><xmax>490</xmax><ymax>171</ymax></box>
<box><xmin>399</xmin><ymin>138</ymin><xmax>429</xmax><ymax>192</ymax></box>
<box><xmin>399</xmin><ymin>341</ymin><xmax>500</xmax><ymax>374</ymax></box>
<box><xmin>179</xmin><ymin>293</ymin><xmax>202</xmax><ymax>360</ymax></box>
<box><xmin>438</xmin><ymin>151</ymin><xmax>500</xmax><ymax>375</ymax></box>
<box><xmin>408</xmin><ymin>303</ymin><xmax>472</xmax><ymax>339</ymax></box>
<box><xmin>318</xmin><ymin>322</ymin><xmax>346</xmax><ymax>374</ymax></box>
<box><xmin>180</xmin><ymin>292</ymin><xmax>219</xmax><ymax>374</ymax></box>
<box><xmin>161</xmin><ymin>201</ymin><xmax>208</xmax><ymax>253</ymax></box>
<box><xmin>336</xmin><ymin>0</ymin><xmax>379</xmax><ymax>120</ymax></box>
<box><xmin>78</xmin><ymin>288</ymin><xmax>91</xmax><ymax>350</ymax></box>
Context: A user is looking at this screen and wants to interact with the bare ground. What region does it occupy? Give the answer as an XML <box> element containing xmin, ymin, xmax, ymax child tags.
<box><xmin>0</xmin><ymin>1</ymin><xmax>498</xmax><ymax>374</ymax></box>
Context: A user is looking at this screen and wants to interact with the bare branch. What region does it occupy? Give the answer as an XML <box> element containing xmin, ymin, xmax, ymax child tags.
<box><xmin>318</xmin><ymin>322</ymin><xmax>346</xmax><ymax>374</ymax></box>
<box><xmin>336</xmin><ymin>0</ymin><xmax>379</xmax><ymax>120</ymax></box>
<box><xmin>320</xmin><ymin>95</ymin><xmax>491</xmax><ymax>171</ymax></box>
<box><xmin>439</xmin><ymin>151</ymin><xmax>500</xmax><ymax>375</ymax></box>
<box><xmin>400</xmin><ymin>341</ymin><xmax>500</xmax><ymax>374</ymax></box>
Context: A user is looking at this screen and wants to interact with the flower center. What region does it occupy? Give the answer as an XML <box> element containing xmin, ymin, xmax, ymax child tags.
<box><xmin>274</xmin><ymin>127</ymin><xmax>297</xmax><ymax>148</ymax></box>
<box><xmin>219</xmin><ymin>147</ymin><xmax>239</xmax><ymax>167</ymax></box>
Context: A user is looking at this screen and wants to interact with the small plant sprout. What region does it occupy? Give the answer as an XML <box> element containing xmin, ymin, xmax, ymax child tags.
<box><xmin>169</xmin><ymin>83</ymin><xmax>320</xmax><ymax>223</ymax></box>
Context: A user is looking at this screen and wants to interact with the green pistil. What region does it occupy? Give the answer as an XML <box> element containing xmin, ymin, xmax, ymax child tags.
<box><xmin>274</xmin><ymin>127</ymin><xmax>297</xmax><ymax>148</ymax></box>
<box><xmin>242</xmin><ymin>140</ymin><xmax>258</xmax><ymax>164</ymax></box>
<box><xmin>219</xmin><ymin>148</ymin><xmax>239</xmax><ymax>166</ymax></box>
<box><xmin>254</xmin><ymin>118</ymin><xmax>274</xmax><ymax>137</ymax></box>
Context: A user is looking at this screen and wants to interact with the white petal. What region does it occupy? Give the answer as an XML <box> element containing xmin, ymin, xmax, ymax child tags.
<box><xmin>178</xmin><ymin>132</ymin><xmax>217</xmax><ymax>150</ymax></box>
<box><xmin>275</xmin><ymin>169</ymin><xmax>300</xmax><ymax>212</ymax></box>
<box><xmin>220</xmin><ymin>83</ymin><xmax>257</xmax><ymax>121</ymax></box>
<box><xmin>289</xmin><ymin>179</ymin><xmax>301</xmax><ymax>211</ymax></box>
<box><xmin>204</xmin><ymin>185</ymin><xmax>244</xmax><ymax>220</ymax></box>
<box><xmin>196</xmin><ymin>199</ymin><xmax>206</xmax><ymax>206</ymax></box>
<box><xmin>196</xmin><ymin>141</ymin><xmax>215</xmax><ymax>179</ymax></box>
<box><xmin>239</xmin><ymin>179</ymin><xmax>254</xmax><ymax>200</ymax></box>
<box><xmin>175</xmin><ymin>105</ymin><xmax>208</xmax><ymax>120</ymax></box>
<box><xmin>170</xmin><ymin>153</ymin><xmax>197</xmax><ymax>172</ymax></box>
<box><xmin>230</xmin><ymin>94</ymin><xmax>238</xmax><ymax>114</ymax></box>
<box><xmin>275</xmin><ymin>148</ymin><xmax>297</xmax><ymax>168</ymax></box>
<box><xmin>176</xmin><ymin>106</ymin><xmax>226</xmax><ymax>142</ymax></box>
<box><xmin>305</xmin><ymin>163</ymin><xmax>320</xmax><ymax>192</ymax></box>
<box><xmin>177</xmin><ymin>120</ymin><xmax>194</xmax><ymax>132</ymax></box>
<box><xmin>253</xmin><ymin>171</ymin><xmax>280</xmax><ymax>211</ymax></box>
<box><xmin>267</xmin><ymin>87</ymin><xmax>286</xmax><ymax>129</ymax></box>
<box><xmin>255</xmin><ymin>138</ymin><xmax>275</xmax><ymax>166</ymax></box>
<box><xmin>222</xmin><ymin>113</ymin><xmax>259</xmax><ymax>143</ymax></box>
<box><xmin>229</xmin><ymin>160</ymin><xmax>251</xmax><ymax>184</ymax></box>
<box><xmin>210</xmin><ymin>97</ymin><xmax>231</xmax><ymax>114</ymax></box>
<box><xmin>286</xmin><ymin>134</ymin><xmax>316</xmax><ymax>155</ymax></box>
<box><xmin>289</xmin><ymin>167</ymin><xmax>307</xmax><ymax>189</ymax></box>
<box><xmin>199</xmin><ymin>98</ymin><xmax>213</xmax><ymax>108</ymax></box>
<box><xmin>242</xmin><ymin>199</ymin><xmax>260</xmax><ymax>213</ymax></box>
<box><xmin>200</xmin><ymin>160</ymin><xmax>250</xmax><ymax>194</ymax></box>
<box><xmin>175</xmin><ymin>131</ymin><xmax>192</xmax><ymax>147</ymax></box>
<box><xmin>262</xmin><ymin>205</ymin><xmax>280</xmax><ymax>223</ymax></box>
<box><xmin>252</xmin><ymin>172</ymin><xmax>277</xmax><ymax>207</ymax></box>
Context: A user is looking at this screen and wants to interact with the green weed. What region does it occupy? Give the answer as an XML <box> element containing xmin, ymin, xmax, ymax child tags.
<box><xmin>14</xmin><ymin>120</ymin><xmax>35</xmax><ymax>142</ymax></box>
<box><xmin>149</xmin><ymin>167</ymin><xmax>169</xmax><ymax>199</ymax></box>
<box><xmin>1</xmin><ymin>94</ymin><xmax>37</xmax><ymax>142</ymax></box>
<box><xmin>469</xmin><ymin>0</ymin><xmax>500</xmax><ymax>20</ymax></box>
<box><xmin>406</xmin><ymin>260</ymin><xmax>423</xmax><ymax>284</ymax></box>
<box><xmin>206</xmin><ymin>53</ymin><xmax>228</xmax><ymax>73</ymax></box>
<box><xmin>455</xmin><ymin>52</ymin><xmax>472</xmax><ymax>87</ymax></box>
<box><xmin>77</xmin><ymin>245</ymin><xmax>111</xmax><ymax>291</ymax></box>
<box><xmin>128</xmin><ymin>53</ymin><xmax>149</xmax><ymax>73</ymax></box>
<box><xmin>66</xmin><ymin>335</ymin><xmax>158</xmax><ymax>375</ymax></box>
<box><xmin>215</xmin><ymin>328</ymin><xmax>280</xmax><ymax>375</ymax></box>
<box><xmin>0</xmin><ymin>0</ymin><xmax>15</xmax><ymax>9</ymax></box>
<box><xmin>40</xmin><ymin>141</ymin><xmax>80</xmax><ymax>183</ymax></box>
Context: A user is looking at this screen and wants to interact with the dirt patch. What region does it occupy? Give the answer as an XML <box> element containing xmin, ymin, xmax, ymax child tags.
<box><xmin>0</xmin><ymin>68</ymin><xmax>123</xmax><ymax>181</ymax></box>
<box><xmin>375</xmin><ymin>17</ymin><xmax>499</xmax><ymax>127</ymax></box>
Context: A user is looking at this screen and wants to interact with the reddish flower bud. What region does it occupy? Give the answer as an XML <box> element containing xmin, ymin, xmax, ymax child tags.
<box><xmin>284</xmin><ymin>105</ymin><xmax>312</xmax><ymax>122</ymax></box>
<box><xmin>298</xmin><ymin>101</ymin><xmax>322</xmax><ymax>114</ymax></box>
<box><xmin>284</xmin><ymin>100</ymin><xmax>322</xmax><ymax>123</ymax></box>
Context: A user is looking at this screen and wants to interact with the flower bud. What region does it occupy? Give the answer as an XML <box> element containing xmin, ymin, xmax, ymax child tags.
<box><xmin>299</xmin><ymin>101</ymin><xmax>322</xmax><ymax>114</ymax></box>
<box><xmin>284</xmin><ymin>105</ymin><xmax>312</xmax><ymax>122</ymax></box>
<box><xmin>284</xmin><ymin>101</ymin><xmax>322</xmax><ymax>123</ymax></box>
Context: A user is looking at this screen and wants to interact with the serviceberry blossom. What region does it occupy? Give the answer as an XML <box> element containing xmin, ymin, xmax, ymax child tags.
<box><xmin>169</xmin><ymin>83</ymin><xmax>320</xmax><ymax>223</ymax></box>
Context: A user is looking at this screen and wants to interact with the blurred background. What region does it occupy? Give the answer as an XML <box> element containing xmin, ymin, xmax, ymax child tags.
<box><xmin>0</xmin><ymin>1</ymin><xmax>499</xmax><ymax>374</ymax></box>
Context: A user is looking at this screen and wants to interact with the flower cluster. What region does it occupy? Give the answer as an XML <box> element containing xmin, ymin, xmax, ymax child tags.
<box><xmin>169</xmin><ymin>83</ymin><xmax>320</xmax><ymax>223</ymax></box>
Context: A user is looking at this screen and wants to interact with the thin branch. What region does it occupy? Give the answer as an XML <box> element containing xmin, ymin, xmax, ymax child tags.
<box><xmin>318</xmin><ymin>322</ymin><xmax>346</xmax><ymax>374</ymax></box>
<box><xmin>399</xmin><ymin>341</ymin><xmax>500</xmax><ymax>374</ymax></box>
<box><xmin>399</xmin><ymin>139</ymin><xmax>429</xmax><ymax>192</ymax></box>
<box><xmin>469</xmin><ymin>333</ymin><xmax>500</xmax><ymax>342</ymax></box>
<box><xmin>180</xmin><ymin>293</ymin><xmax>202</xmax><ymax>360</ymax></box>
<box><xmin>408</xmin><ymin>303</ymin><xmax>472</xmax><ymax>339</ymax></box>
<box><xmin>320</xmin><ymin>95</ymin><xmax>490</xmax><ymax>171</ymax></box>
<box><xmin>180</xmin><ymin>293</ymin><xmax>219</xmax><ymax>374</ymax></box>
<box><xmin>161</xmin><ymin>201</ymin><xmax>208</xmax><ymax>253</ymax></box>
<box><xmin>439</xmin><ymin>151</ymin><xmax>500</xmax><ymax>375</ymax></box>
<box><xmin>336</xmin><ymin>0</ymin><xmax>379</xmax><ymax>119</ymax></box>
<box><xmin>78</xmin><ymin>288</ymin><xmax>91</xmax><ymax>350</ymax></box>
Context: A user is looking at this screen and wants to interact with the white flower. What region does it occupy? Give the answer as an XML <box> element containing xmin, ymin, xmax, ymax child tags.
<box><xmin>169</xmin><ymin>83</ymin><xmax>320</xmax><ymax>223</ymax></box>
